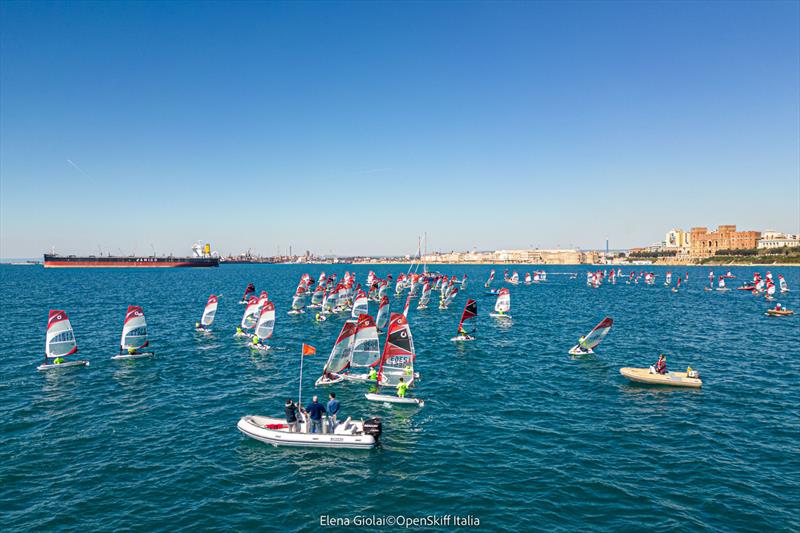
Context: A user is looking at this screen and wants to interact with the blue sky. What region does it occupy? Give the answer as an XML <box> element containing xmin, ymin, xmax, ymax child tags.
<box><xmin>1</xmin><ymin>1</ymin><xmax>798</xmax><ymax>258</ymax></box>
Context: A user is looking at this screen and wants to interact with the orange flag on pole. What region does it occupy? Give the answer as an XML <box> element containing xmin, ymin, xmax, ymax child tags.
<box><xmin>302</xmin><ymin>344</ymin><xmax>316</xmax><ymax>356</ymax></box>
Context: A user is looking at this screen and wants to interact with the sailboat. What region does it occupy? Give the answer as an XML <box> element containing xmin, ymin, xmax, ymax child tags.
<box><xmin>112</xmin><ymin>305</ymin><xmax>155</xmax><ymax>359</ymax></box>
<box><xmin>236</xmin><ymin>296</ymin><xmax>260</xmax><ymax>336</ymax></box>
<box><xmin>490</xmin><ymin>288</ymin><xmax>511</xmax><ymax>318</ymax></box>
<box><xmin>524</xmin><ymin>273</ymin><xmax>532</xmax><ymax>285</ymax></box>
<box><xmin>671</xmin><ymin>277</ymin><xmax>682</xmax><ymax>293</ymax></box>
<box><xmin>664</xmin><ymin>271</ymin><xmax>672</xmax><ymax>286</ymax></box>
<box><xmin>341</xmin><ymin>314</ymin><xmax>382</xmax><ymax>382</ymax></box>
<box><xmin>439</xmin><ymin>285</ymin><xmax>458</xmax><ymax>309</ymax></box>
<box><xmin>309</xmin><ymin>286</ymin><xmax>325</xmax><ymax>308</ymax></box>
<box><xmin>508</xmin><ymin>271</ymin><xmax>520</xmax><ymax>285</ymax></box>
<box><xmin>376</xmin><ymin>296</ymin><xmax>390</xmax><ymax>331</ymax></box>
<box><xmin>37</xmin><ymin>310</ymin><xmax>89</xmax><ymax>371</ymax></box>
<box><xmin>288</xmin><ymin>287</ymin><xmax>307</xmax><ymax>315</ymax></box>
<box><xmin>195</xmin><ymin>294</ymin><xmax>218</xmax><ymax>331</ymax></box>
<box><xmin>779</xmin><ymin>275</ymin><xmax>789</xmax><ymax>293</ymax></box>
<box><xmin>351</xmin><ymin>289</ymin><xmax>368</xmax><ymax>318</ymax></box>
<box><xmin>451</xmin><ymin>299</ymin><xmax>478</xmax><ymax>341</ymax></box>
<box><xmin>484</xmin><ymin>270</ymin><xmax>495</xmax><ymax>288</ymax></box>
<box><xmin>251</xmin><ymin>301</ymin><xmax>275</xmax><ymax>351</ymax></box>
<box><xmin>315</xmin><ymin>319</ymin><xmax>357</xmax><ymax>385</ymax></box>
<box><xmin>365</xmin><ymin>313</ymin><xmax>424</xmax><ymax>406</ymax></box>
<box><xmin>765</xmin><ymin>281</ymin><xmax>776</xmax><ymax>301</ymax></box>
<box><xmin>417</xmin><ymin>282</ymin><xmax>431</xmax><ymax>310</ymax></box>
<box><xmin>568</xmin><ymin>317</ymin><xmax>613</xmax><ymax>355</ymax></box>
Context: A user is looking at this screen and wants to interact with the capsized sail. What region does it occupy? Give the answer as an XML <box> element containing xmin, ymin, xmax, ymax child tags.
<box><xmin>45</xmin><ymin>309</ymin><xmax>77</xmax><ymax>358</ymax></box>
<box><xmin>200</xmin><ymin>295</ymin><xmax>218</xmax><ymax>327</ymax></box>
<box><xmin>350</xmin><ymin>314</ymin><xmax>380</xmax><ymax>368</ymax></box>
<box><xmin>377</xmin><ymin>312</ymin><xmax>416</xmax><ymax>387</ymax></box>
<box><xmin>254</xmin><ymin>301</ymin><xmax>276</xmax><ymax>339</ymax></box>
<box><xmin>120</xmin><ymin>305</ymin><xmax>148</xmax><ymax>351</ymax></box>
<box><xmin>495</xmin><ymin>288</ymin><xmax>510</xmax><ymax>313</ymax></box>
<box><xmin>579</xmin><ymin>317</ymin><xmax>613</xmax><ymax>350</ymax></box>
<box><xmin>376</xmin><ymin>296</ymin><xmax>390</xmax><ymax>330</ymax></box>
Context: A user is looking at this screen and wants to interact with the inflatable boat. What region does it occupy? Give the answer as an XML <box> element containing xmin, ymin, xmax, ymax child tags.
<box><xmin>619</xmin><ymin>367</ymin><xmax>702</xmax><ymax>388</ymax></box>
<box><xmin>236</xmin><ymin>415</ymin><xmax>381</xmax><ymax>449</ymax></box>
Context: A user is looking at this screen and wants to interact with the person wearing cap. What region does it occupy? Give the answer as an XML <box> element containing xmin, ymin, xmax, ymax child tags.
<box><xmin>285</xmin><ymin>399</ymin><xmax>299</xmax><ymax>432</ymax></box>
<box><xmin>305</xmin><ymin>396</ymin><xmax>326</xmax><ymax>434</ymax></box>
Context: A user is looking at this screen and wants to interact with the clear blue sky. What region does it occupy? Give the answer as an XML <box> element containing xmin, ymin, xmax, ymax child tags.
<box><xmin>1</xmin><ymin>1</ymin><xmax>798</xmax><ymax>258</ymax></box>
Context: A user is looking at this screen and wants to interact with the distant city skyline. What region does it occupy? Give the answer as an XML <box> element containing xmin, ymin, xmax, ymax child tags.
<box><xmin>1</xmin><ymin>1</ymin><xmax>798</xmax><ymax>258</ymax></box>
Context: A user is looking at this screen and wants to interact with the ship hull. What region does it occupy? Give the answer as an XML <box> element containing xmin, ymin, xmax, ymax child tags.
<box><xmin>43</xmin><ymin>255</ymin><xmax>219</xmax><ymax>268</ymax></box>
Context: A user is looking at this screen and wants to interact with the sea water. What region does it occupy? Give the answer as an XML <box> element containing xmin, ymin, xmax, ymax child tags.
<box><xmin>1</xmin><ymin>264</ymin><xmax>798</xmax><ymax>531</ymax></box>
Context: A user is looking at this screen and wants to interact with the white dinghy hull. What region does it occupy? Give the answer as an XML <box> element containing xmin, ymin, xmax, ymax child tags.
<box><xmin>365</xmin><ymin>393</ymin><xmax>424</xmax><ymax>407</ymax></box>
<box><xmin>111</xmin><ymin>352</ymin><xmax>155</xmax><ymax>360</ymax></box>
<box><xmin>37</xmin><ymin>360</ymin><xmax>90</xmax><ymax>371</ymax></box>
<box><xmin>237</xmin><ymin>415</ymin><xmax>378</xmax><ymax>449</ymax></box>
<box><xmin>568</xmin><ymin>345</ymin><xmax>594</xmax><ymax>356</ymax></box>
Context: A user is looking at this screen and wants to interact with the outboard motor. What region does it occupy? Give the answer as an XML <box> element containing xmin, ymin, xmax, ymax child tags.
<box><xmin>363</xmin><ymin>417</ymin><xmax>382</xmax><ymax>440</ymax></box>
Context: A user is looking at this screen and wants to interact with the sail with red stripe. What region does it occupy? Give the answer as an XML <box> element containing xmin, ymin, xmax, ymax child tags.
<box><xmin>402</xmin><ymin>294</ymin><xmax>411</xmax><ymax>318</ymax></box>
<box><xmin>322</xmin><ymin>319</ymin><xmax>357</xmax><ymax>375</ymax></box>
<box><xmin>350</xmin><ymin>314</ymin><xmax>380</xmax><ymax>369</ymax></box>
<box><xmin>579</xmin><ymin>317</ymin><xmax>613</xmax><ymax>351</ymax></box>
<box><xmin>376</xmin><ymin>296</ymin><xmax>390</xmax><ymax>330</ymax></box>
<box><xmin>458</xmin><ymin>299</ymin><xmax>478</xmax><ymax>331</ymax></box>
<box><xmin>200</xmin><ymin>295</ymin><xmax>218</xmax><ymax>327</ymax></box>
<box><xmin>241</xmin><ymin>296</ymin><xmax>260</xmax><ymax>330</ymax></box>
<box><xmin>352</xmin><ymin>289</ymin><xmax>368</xmax><ymax>318</ymax></box>
<box><xmin>254</xmin><ymin>301</ymin><xmax>276</xmax><ymax>339</ymax></box>
<box><xmin>495</xmin><ymin>288</ymin><xmax>510</xmax><ymax>313</ymax></box>
<box><xmin>45</xmin><ymin>310</ymin><xmax>78</xmax><ymax>358</ymax></box>
<box><xmin>417</xmin><ymin>282</ymin><xmax>431</xmax><ymax>308</ymax></box>
<box><xmin>378</xmin><ymin>313</ymin><xmax>416</xmax><ymax>387</ymax></box>
<box><xmin>120</xmin><ymin>306</ymin><xmax>149</xmax><ymax>351</ymax></box>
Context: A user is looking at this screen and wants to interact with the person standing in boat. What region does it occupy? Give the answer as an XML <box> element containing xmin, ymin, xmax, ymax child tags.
<box><xmin>285</xmin><ymin>399</ymin><xmax>299</xmax><ymax>433</ymax></box>
<box><xmin>653</xmin><ymin>354</ymin><xmax>667</xmax><ymax>374</ymax></box>
<box><xmin>327</xmin><ymin>393</ymin><xmax>340</xmax><ymax>432</ymax></box>
<box><xmin>396</xmin><ymin>377</ymin><xmax>408</xmax><ymax>398</ymax></box>
<box><xmin>305</xmin><ymin>395</ymin><xmax>326</xmax><ymax>434</ymax></box>
<box><xmin>368</xmin><ymin>367</ymin><xmax>377</xmax><ymax>381</ymax></box>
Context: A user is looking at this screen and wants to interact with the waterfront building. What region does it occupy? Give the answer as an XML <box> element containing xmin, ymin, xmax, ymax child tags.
<box><xmin>689</xmin><ymin>225</ymin><xmax>761</xmax><ymax>258</ymax></box>
<box><xmin>757</xmin><ymin>230</ymin><xmax>800</xmax><ymax>249</ymax></box>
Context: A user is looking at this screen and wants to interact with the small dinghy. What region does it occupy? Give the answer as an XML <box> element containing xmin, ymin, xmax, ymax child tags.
<box><xmin>765</xmin><ymin>306</ymin><xmax>794</xmax><ymax>317</ymax></box>
<box><xmin>451</xmin><ymin>299</ymin><xmax>477</xmax><ymax>342</ymax></box>
<box><xmin>250</xmin><ymin>301</ymin><xmax>275</xmax><ymax>351</ymax></box>
<box><xmin>195</xmin><ymin>294</ymin><xmax>218</xmax><ymax>332</ymax></box>
<box><xmin>112</xmin><ymin>306</ymin><xmax>155</xmax><ymax>359</ymax></box>
<box><xmin>716</xmin><ymin>277</ymin><xmax>729</xmax><ymax>291</ymax></box>
<box><xmin>484</xmin><ymin>269</ymin><xmax>495</xmax><ymax>288</ymax></box>
<box><xmin>568</xmin><ymin>317</ymin><xmax>612</xmax><ymax>355</ymax></box>
<box><xmin>620</xmin><ymin>367</ymin><xmax>702</xmax><ymax>388</ymax></box>
<box><xmin>237</xmin><ymin>415</ymin><xmax>382</xmax><ymax>449</ymax></box>
<box><xmin>340</xmin><ymin>314</ymin><xmax>381</xmax><ymax>383</ymax></box>
<box><xmin>38</xmin><ymin>310</ymin><xmax>89</xmax><ymax>371</ymax></box>
<box><xmin>235</xmin><ymin>296</ymin><xmax>260</xmax><ymax>337</ymax></box>
<box><xmin>287</xmin><ymin>287</ymin><xmax>306</xmax><ymax>315</ymax></box>
<box><xmin>364</xmin><ymin>393</ymin><xmax>424</xmax><ymax>407</ymax></box>
<box><xmin>489</xmin><ymin>288</ymin><xmax>511</xmax><ymax>319</ymax></box>
<box><xmin>416</xmin><ymin>282</ymin><xmax>431</xmax><ymax>310</ymax></box>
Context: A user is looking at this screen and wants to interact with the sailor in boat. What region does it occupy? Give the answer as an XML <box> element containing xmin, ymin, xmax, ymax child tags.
<box><xmin>652</xmin><ymin>354</ymin><xmax>667</xmax><ymax>375</ymax></box>
<box><xmin>305</xmin><ymin>396</ymin><xmax>327</xmax><ymax>434</ymax></box>
<box><xmin>327</xmin><ymin>393</ymin><xmax>340</xmax><ymax>432</ymax></box>
<box><xmin>52</xmin><ymin>356</ymin><xmax>66</xmax><ymax>365</ymax></box>
<box><xmin>396</xmin><ymin>377</ymin><xmax>409</xmax><ymax>398</ymax></box>
<box><xmin>315</xmin><ymin>312</ymin><xmax>326</xmax><ymax>322</ymax></box>
<box><xmin>285</xmin><ymin>399</ymin><xmax>300</xmax><ymax>433</ymax></box>
<box><xmin>574</xmin><ymin>336</ymin><xmax>590</xmax><ymax>354</ymax></box>
<box><xmin>457</xmin><ymin>324</ymin><xmax>474</xmax><ymax>340</ymax></box>
<box><xmin>195</xmin><ymin>321</ymin><xmax>206</xmax><ymax>331</ymax></box>
<box><xmin>251</xmin><ymin>335</ymin><xmax>261</xmax><ymax>347</ymax></box>
<box><xmin>368</xmin><ymin>367</ymin><xmax>377</xmax><ymax>381</ymax></box>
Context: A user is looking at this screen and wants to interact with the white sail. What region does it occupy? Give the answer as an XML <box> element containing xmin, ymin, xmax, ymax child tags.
<box><xmin>241</xmin><ymin>297</ymin><xmax>260</xmax><ymax>329</ymax></box>
<box><xmin>351</xmin><ymin>290</ymin><xmax>368</xmax><ymax>318</ymax></box>
<box><xmin>417</xmin><ymin>282</ymin><xmax>431</xmax><ymax>308</ymax></box>
<box><xmin>291</xmin><ymin>289</ymin><xmax>306</xmax><ymax>311</ymax></box>
<box><xmin>376</xmin><ymin>296</ymin><xmax>390</xmax><ymax>330</ymax></box>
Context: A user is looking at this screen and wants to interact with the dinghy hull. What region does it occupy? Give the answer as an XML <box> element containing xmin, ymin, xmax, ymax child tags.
<box><xmin>237</xmin><ymin>415</ymin><xmax>378</xmax><ymax>449</ymax></box>
<box><xmin>619</xmin><ymin>367</ymin><xmax>702</xmax><ymax>388</ymax></box>
<box><xmin>365</xmin><ymin>393</ymin><xmax>424</xmax><ymax>407</ymax></box>
<box><xmin>37</xmin><ymin>360</ymin><xmax>89</xmax><ymax>371</ymax></box>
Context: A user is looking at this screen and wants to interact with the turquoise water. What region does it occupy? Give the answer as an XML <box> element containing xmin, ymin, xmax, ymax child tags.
<box><xmin>1</xmin><ymin>264</ymin><xmax>798</xmax><ymax>531</ymax></box>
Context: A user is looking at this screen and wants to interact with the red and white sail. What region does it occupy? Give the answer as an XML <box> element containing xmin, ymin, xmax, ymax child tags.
<box><xmin>322</xmin><ymin>319</ymin><xmax>357</xmax><ymax>376</ymax></box>
<box><xmin>376</xmin><ymin>296</ymin><xmax>390</xmax><ymax>330</ymax></box>
<box><xmin>495</xmin><ymin>288</ymin><xmax>510</xmax><ymax>313</ymax></box>
<box><xmin>350</xmin><ymin>314</ymin><xmax>381</xmax><ymax>369</ymax></box>
<box><xmin>485</xmin><ymin>270</ymin><xmax>495</xmax><ymax>288</ymax></box>
<box><xmin>45</xmin><ymin>309</ymin><xmax>78</xmax><ymax>358</ymax></box>
<box><xmin>402</xmin><ymin>294</ymin><xmax>411</xmax><ymax>318</ymax></box>
<box><xmin>352</xmin><ymin>290</ymin><xmax>368</xmax><ymax>318</ymax></box>
<box><xmin>291</xmin><ymin>287</ymin><xmax>306</xmax><ymax>311</ymax></box>
<box><xmin>200</xmin><ymin>295</ymin><xmax>218</xmax><ymax>327</ymax></box>
<box><xmin>120</xmin><ymin>305</ymin><xmax>148</xmax><ymax>351</ymax></box>
<box><xmin>458</xmin><ymin>299</ymin><xmax>478</xmax><ymax>332</ymax></box>
<box><xmin>579</xmin><ymin>317</ymin><xmax>613</xmax><ymax>351</ymax></box>
<box><xmin>254</xmin><ymin>301</ymin><xmax>276</xmax><ymax>339</ymax></box>
<box><xmin>377</xmin><ymin>313</ymin><xmax>416</xmax><ymax>387</ymax></box>
<box><xmin>417</xmin><ymin>282</ymin><xmax>431</xmax><ymax>308</ymax></box>
<box><xmin>241</xmin><ymin>296</ymin><xmax>260</xmax><ymax>330</ymax></box>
